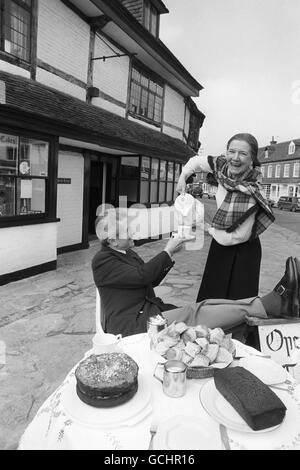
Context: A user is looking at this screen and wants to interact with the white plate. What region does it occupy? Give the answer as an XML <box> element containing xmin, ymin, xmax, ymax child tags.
<box><xmin>61</xmin><ymin>373</ymin><xmax>152</xmax><ymax>429</ymax></box>
<box><xmin>199</xmin><ymin>380</ymin><xmax>281</xmax><ymax>433</ymax></box>
<box><xmin>154</xmin><ymin>415</ymin><xmax>221</xmax><ymax>450</ymax></box>
<box><xmin>237</xmin><ymin>357</ymin><xmax>288</xmax><ymax>385</ymax></box>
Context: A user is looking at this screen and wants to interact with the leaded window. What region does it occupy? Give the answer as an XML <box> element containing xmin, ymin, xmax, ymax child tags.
<box><xmin>129</xmin><ymin>66</ymin><xmax>163</xmax><ymax>124</ymax></box>
<box><xmin>0</xmin><ymin>0</ymin><xmax>33</xmax><ymax>62</ymax></box>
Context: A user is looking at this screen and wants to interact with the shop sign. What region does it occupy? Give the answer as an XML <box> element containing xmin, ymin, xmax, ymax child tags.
<box><xmin>57</xmin><ymin>178</ymin><xmax>71</xmax><ymax>184</ymax></box>
<box><xmin>0</xmin><ymin>134</ymin><xmax>18</xmax><ymax>147</ymax></box>
<box><xmin>258</xmin><ymin>322</ymin><xmax>300</xmax><ymax>374</ymax></box>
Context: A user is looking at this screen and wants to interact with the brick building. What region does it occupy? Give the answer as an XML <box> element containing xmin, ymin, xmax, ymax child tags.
<box><xmin>0</xmin><ymin>0</ymin><xmax>205</xmax><ymax>285</ymax></box>
<box><xmin>258</xmin><ymin>137</ymin><xmax>300</xmax><ymax>202</ymax></box>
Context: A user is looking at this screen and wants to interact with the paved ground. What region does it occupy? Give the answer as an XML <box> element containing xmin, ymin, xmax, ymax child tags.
<box><xmin>1</xmin><ymin>220</ymin><xmax>300</xmax><ymax>449</ymax></box>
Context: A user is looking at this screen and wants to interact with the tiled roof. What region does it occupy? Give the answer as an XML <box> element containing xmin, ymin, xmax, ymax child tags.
<box><xmin>258</xmin><ymin>139</ymin><xmax>300</xmax><ymax>164</ymax></box>
<box><xmin>0</xmin><ymin>71</ymin><xmax>196</xmax><ymax>161</ymax></box>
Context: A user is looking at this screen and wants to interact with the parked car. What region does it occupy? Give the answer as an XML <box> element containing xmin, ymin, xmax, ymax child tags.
<box><xmin>203</xmin><ymin>191</ymin><xmax>216</xmax><ymax>199</ymax></box>
<box><xmin>277</xmin><ymin>196</ymin><xmax>300</xmax><ymax>212</ymax></box>
<box><xmin>191</xmin><ymin>185</ymin><xmax>203</xmax><ymax>198</ymax></box>
<box><xmin>266</xmin><ymin>198</ymin><xmax>276</xmax><ymax>208</ymax></box>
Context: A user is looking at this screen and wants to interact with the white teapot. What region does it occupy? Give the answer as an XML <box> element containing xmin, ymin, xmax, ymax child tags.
<box><xmin>174</xmin><ymin>193</ymin><xmax>204</xmax><ymax>239</ymax></box>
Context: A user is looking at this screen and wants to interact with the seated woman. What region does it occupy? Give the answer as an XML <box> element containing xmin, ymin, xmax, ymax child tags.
<box><xmin>176</xmin><ymin>133</ymin><xmax>276</xmax><ymax>305</ymax></box>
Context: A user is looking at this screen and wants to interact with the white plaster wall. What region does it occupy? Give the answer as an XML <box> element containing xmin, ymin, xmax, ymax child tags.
<box><xmin>37</xmin><ymin>0</ymin><xmax>90</xmax><ymax>83</ymax></box>
<box><xmin>36</xmin><ymin>68</ymin><xmax>86</xmax><ymax>101</ymax></box>
<box><xmin>0</xmin><ymin>223</ymin><xmax>57</xmax><ymax>275</ymax></box>
<box><xmin>0</xmin><ymin>60</ymin><xmax>30</xmax><ymax>78</ymax></box>
<box><xmin>128</xmin><ymin>115</ymin><xmax>160</xmax><ymax>132</ymax></box>
<box><xmin>162</xmin><ymin>124</ymin><xmax>183</xmax><ymax>140</ymax></box>
<box><xmin>57</xmin><ymin>151</ymin><xmax>84</xmax><ymax>248</ymax></box>
<box><xmin>93</xmin><ymin>36</ymin><xmax>129</xmax><ymax>104</ymax></box>
<box><xmin>163</xmin><ymin>85</ymin><xmax>185</xmax><ymax>129</ymax></box>
<box><xmin>92</xmin><ymin>97</ymin><xmax>126</xmax><ymax>117</ymax></box>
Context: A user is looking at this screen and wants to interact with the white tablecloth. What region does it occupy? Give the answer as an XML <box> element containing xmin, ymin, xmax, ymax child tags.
<box><xmin>19</xmin><ymin>334</ymin><xmax>300</xmax><ymax>450</ymax></box>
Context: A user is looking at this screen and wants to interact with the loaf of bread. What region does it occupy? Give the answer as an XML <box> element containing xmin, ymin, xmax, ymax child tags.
<box><xmin>214</xmin><ymin>366</ymin><xmax>287</xmax><ymax>431</ymax></box>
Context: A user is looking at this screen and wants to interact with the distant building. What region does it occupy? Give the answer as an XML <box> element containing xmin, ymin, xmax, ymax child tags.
<box><xmin>258</xmin><ymin>137</ymin><xmax>300</xmax><ymax>202</ymax></box>
<box><xmin>0</xmin><ymin>0</ymin><xmax>205</xmax><ymax>285</ymax></box>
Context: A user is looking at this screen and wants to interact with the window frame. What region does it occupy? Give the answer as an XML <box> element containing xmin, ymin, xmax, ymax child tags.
<box><xmin>293</xmin><ymin>162</ymin><xmax>300</xmax><ymax>178</ymax></box>
<box><xmin>267</xmin><ymin>165</ymin><xmax>273</xmax><ymax>178</ymax></box>
<box><xmin>143</xmin><ymin>0</ymin><xmax>160</xmax><ymax>37</ymax></box>
<box><xmin>275</xmin><ymin>164</ymin><xmax>281</xmax><ymax>178</ymax></box>
<box><xmin>128</xmin><ymin>63</ymin><xmax>164</xmax><ymax>127</ymax></box>
<box><xmin>288</xmin><ymin>141</ymin><xmax>296</xmax><ymax>155</ymax></box>
<box><xmin>284</xmin><ymin>163</ymin><xmax>290</xmax><ymax>178</ymax></box>
<box><xmin>0</xmin><ymin>126</ymin><xmax>57</xmax><ymax>226</ymax></box>
<box><xmin>0</xmin><ymin>0</ymin><xmax>34</xmax><ymax>65</ymax></box>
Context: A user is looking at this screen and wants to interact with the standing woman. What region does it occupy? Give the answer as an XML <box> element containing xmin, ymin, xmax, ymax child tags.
<box><xmin>177</xmin><ymin>133</ymin><xmax>275</xmax><ymax>302</ymax></box>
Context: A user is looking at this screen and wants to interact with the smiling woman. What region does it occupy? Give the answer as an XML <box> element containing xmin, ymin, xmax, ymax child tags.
<box><xmin>176</xmin><ymin>133</ymin><xmax>275</xmax><ymax>324</ymax></box>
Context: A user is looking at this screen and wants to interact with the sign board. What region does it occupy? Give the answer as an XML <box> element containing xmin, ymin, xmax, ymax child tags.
<box><xmin>258</xmin><ymin>323</ymin><xmax>300</xmax><ymax>376</ymax></box>
<box><xmin>20</xmin><ymin>179</ymin><xmax>32</xmax><ymax>199</ymax></box>
<box><xmin>57</xmin><ymin>178</ymin><xmax>71</xmax><ymax>184</ymax></box>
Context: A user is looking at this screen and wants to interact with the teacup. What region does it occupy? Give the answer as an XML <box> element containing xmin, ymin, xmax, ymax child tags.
<box><xmin>92</xmin><ymin>333</ymin><xmax>122</xmax><ymax>354</ymax></box>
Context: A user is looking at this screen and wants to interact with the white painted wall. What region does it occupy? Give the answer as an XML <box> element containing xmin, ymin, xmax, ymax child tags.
<box><xmin>0</xmin><ymin>60</ymin><xmax>30</xmax><ymax>78</ymax></box>
<box><xmin>92</xmin><ymin>97</ymin><xmax>126</xmax><ymax>117</ymax></box>
<box><xmin>0</xmin><ymin>223</ymin><xmax>57</xmax><ymax>275</ymax></box>
<box><xmin>93</xmin><ymin>35</ymin><xmax>129</xmax><ymax>105</ymax></box>
<box><xmin>162</xmin><ymin>124</ymin><xmax>183</xmax><ymax>140</ymax></box>
<box><xmin>57</xmin><ymin>151</ymin><xmax>84</xmax><ymax>248</ymax></box>
<box><xmin>36</xmin><ymin>68</ymin><xmax>86</xmax><ymax>101</ymax></box>
<box><xmin>163</xmin><ymin>85</ymin><xmax>185</xmax><ymax>134</ymax></box>
<box><xmin>37</xmin><ymin>0</ymin><xmax>90</xmax><ymax>83</ymax></box>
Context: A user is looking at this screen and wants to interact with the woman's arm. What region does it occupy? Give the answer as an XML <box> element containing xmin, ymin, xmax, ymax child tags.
<box><xmin>207</xmin><ymin>212</ymin><xmax>257</xmax><ymax>246</ymax></box>
<box><xmin>177</xmin><ymin>155</ymin><xmax>212</xmax><ymax>193</ymax></box>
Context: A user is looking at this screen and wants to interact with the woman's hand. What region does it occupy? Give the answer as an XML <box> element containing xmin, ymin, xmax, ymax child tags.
<box><xmin>176</xmin><ymin>175</ymin><xmax>187</xmax><ymax>194</ymax></box>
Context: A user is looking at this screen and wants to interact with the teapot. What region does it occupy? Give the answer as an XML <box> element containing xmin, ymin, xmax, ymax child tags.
<box><xmin>174</xmin><ymin>193</ymin><xmax>204</xmax><ymax>240</ymax></box>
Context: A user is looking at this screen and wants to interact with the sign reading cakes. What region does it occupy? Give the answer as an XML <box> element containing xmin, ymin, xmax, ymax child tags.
<box><xmin>258</xmin><ymin>322</ymin><xmax>300</xmax><ymax>373</ymax></box>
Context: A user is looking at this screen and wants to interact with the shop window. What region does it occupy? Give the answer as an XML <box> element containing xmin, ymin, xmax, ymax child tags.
<box><xmin>0</xmin><ymin>132</ymin><xmax>49</xmax><ymax>217</ymax></box>
<box><xmin>119</xmin><ymin>180</ymin><xmax>138</xmax><ymax>203</ymax></box>
<box><xmin>173</xmin><ymin>163</ymin><xmax>181</xmax><ymax>199</ymax></box>
<box><xmin>120</xmin><ymin>156</ymin><xmax>139</xmax><ymax>178</ymax></box>
<box><xmin>166</xmin><ymin>162</ymin><xmax>174</xmax><ymax>202</ymax></box>
<box><xmin>150</xmin><ymin>158</ymin><xmax>159</xmax><ymax>203</ymax></box>
<box><xmin>0</xmin><ymin>0</ymin><xmax>33</xmax><ymax>62</ymax></box>
<box><xmin>140</xmin><ymin>156</ymin><xmax>150</xmax><ymax>203</ymax></box>
<box><xmin>129</xmin><ymin>66</ymin><xmax>163</xmax><ymax>124</ymax></box>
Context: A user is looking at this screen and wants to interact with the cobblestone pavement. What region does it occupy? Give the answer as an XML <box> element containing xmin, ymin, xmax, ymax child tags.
<box><xmin>0</xmin><ymin>223</ymin><xmax>300</xmax><ymax>449</ymax></box>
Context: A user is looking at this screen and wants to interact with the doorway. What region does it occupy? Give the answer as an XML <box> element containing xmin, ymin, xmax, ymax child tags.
<box><xmin>88</xmin><ymin>159</ymin><xmax>114</xmax><ymax>236</ymax></box>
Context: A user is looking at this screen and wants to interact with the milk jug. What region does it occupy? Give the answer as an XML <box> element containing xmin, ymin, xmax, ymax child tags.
<box><xmin>174</xmin><ymin>193</ymin><xmax>204</xmax><ymax>240</ymax></box>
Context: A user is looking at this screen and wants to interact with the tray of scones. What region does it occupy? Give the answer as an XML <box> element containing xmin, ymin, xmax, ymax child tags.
<box><xmin>151</xmin><ymin>321</ymin><xmax>236</xmax><ymax>379</ymax></box>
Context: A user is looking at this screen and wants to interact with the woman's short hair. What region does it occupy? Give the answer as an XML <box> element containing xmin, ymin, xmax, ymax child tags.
<box><xmin>227</xmin><ymin>133</ymin><xmax>260</xmax><ymax>167</ymax></box>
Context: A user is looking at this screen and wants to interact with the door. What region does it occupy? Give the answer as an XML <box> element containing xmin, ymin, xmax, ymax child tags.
<box><xmin>88</xmin><ymin>160</ymin><xmax>114</xmax><ymax>235</ymax></box>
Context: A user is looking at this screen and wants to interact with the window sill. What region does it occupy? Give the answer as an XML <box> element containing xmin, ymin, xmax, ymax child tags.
<box><xmin>0</xmin><ymin>51</ymin><xmax>31</xmax><ymax>71</ymax></box>
<box><xmin>0</xmin><ymin>217</ymin><xmax>60</xmax><ymax>229</ymax></box>
<box><xmin>128</xmin><ymin>112</ymin><xmax>161</xmax><ymax>128</ymax></box>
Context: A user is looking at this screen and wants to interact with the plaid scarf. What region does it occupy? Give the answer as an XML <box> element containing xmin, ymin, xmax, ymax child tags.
<box><xmin>208</xmin><ymin>156</ymin><xmax>275</xmax><ymax>238</ymax></box>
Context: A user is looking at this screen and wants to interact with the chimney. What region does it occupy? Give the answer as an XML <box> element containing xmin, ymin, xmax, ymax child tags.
<box><xmin>270</xmin><ymin>136</ymin><xmax>277</xmax><ymax>145</ymax></box>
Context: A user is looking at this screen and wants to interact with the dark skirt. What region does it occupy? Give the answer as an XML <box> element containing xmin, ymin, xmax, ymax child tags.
<box><xmin>196</xmin><ymin>237</ymin><xmax>262</xmax><ymax>302</ymax></box>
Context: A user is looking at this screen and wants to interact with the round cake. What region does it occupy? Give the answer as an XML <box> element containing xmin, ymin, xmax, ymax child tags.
<box><xmin>75</xmin><ymin>353</ymin><xmax>139</xmax><ymax>408</ymax></box>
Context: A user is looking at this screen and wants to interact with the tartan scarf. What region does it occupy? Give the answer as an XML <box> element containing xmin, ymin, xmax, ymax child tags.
<box><xmin>208</xmin><ymin>156</ymin><xmax>275</xmax><ymax>237</ymax></box>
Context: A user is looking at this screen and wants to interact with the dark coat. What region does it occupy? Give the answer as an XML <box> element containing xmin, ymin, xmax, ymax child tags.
<box><xmin>92</xmin><ymin>246</ymin><xmax>175</xmax><ymax>336</ymax></box>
